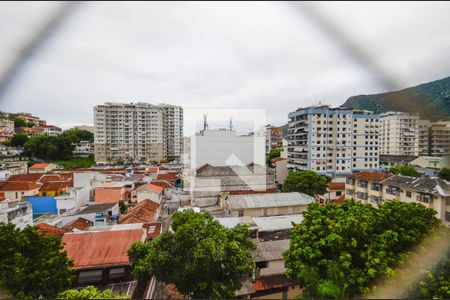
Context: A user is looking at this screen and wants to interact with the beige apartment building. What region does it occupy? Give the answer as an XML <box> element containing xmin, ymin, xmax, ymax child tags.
<box><xmin>428</xmin><ymin>122</ymin><xmax>450</xmax><ymax>157</ymax></box>
<box><xmin>345</xmin><ymin>171</ymin><xmax>450</xmax><ymax>227</ymax></box>
<box><xmin>287</xmin><ymin>105</ymin><xmax>380</xmax><ymax>176</ymax></box>
<box><xmin>94</xmin><ymin>102</ymin><xmax>183</xmax><ymax>163</ymax></box>
<box><xmin>380</xmin><ymin>111</ymin><xmax>422</xmax><ymax>156</ymax></box>
<box><xmin>0</xmin><ymin>118</ymin><xmax>14</xmax><ymax>142</ymax></box>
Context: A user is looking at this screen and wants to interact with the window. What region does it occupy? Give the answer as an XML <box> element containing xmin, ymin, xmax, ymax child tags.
<box><xmin>336</xmin><ymin>191</ymin><xmax>342</xmax><ymax>196</ymax></box>
<box><xmin>256</xmin><ymin>261</ymin><xmax>268</xmax><ymax>269</ymax></box>
<box><xmin>406</xmin><ymin>191</ymin><xmax>412</xmax><ymax>198</ymax></box>
<box><xmin>417</xmin><ymin>193</ymin><xmax>432</xmax><ymax>203</ymax></box>
<box><xmin>346</xmin><ymin>189</ymin><xmax>355</xmax><ymax>195</ymax></box>
<box><xmin>371</xmin><ymin>183</ymin><xmax>381</xmax><ymax>192</ymax></box>
<box><xmin>238</xmin><ymin>209</ymin><xmax>244</xmax><ymax>217</ymax></box>
<box><xmin>263</xmin><ymin>208</ymin><xmax>268</xmax><ymax>216</ymax></box>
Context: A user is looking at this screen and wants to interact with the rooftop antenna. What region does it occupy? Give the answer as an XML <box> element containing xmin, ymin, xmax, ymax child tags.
<box><xmin>229</xmin><ymin>117</ymin><xmax>233</xmax><ymax>131</ymax></box>
<box><xmin>203</xmin><ymin>114</ymin><xmax>208</xmax><ymax>131</ymax></box>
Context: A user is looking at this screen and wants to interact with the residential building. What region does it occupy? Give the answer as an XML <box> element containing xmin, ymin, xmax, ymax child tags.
<box><xmin>0</xmin><ymin>168</ymin><xmax>11</xmax><ymax>181</ymax></box>
<box><xmin>272</xmin><ymin>157</ymin><xmax>288</xmax><ymax>185</ymax></box>
<box><xmin>0</xmin><ymin>200</ymin><xmax>33</xmax><ymax>229</ymax></box>
<box><xmin>161</xmin><ymin>104</ymin><xmax>183</xmax><ymax>161</ymax></box>
<box><xmin>0</xmin><ymin>182</ymin><xmax>41</xmax><ymax>201</ymax></box>
<box><xmin>345</xmin><ymin>171</ymin><xmax>394</xmax><ymax>206</ymax></box>
<box><xmin>0</xmin><ymin>118</ymin><xmax>14</xmax><ymax>142</ymax></box>
<box><xmin>287</xmin><ymin>105</ymin><xmax>380</xmax><ymax>176</ymax></box>
<box><xmin>380</xmin><ymin>112</ymin><xmax>421</xmax><ymax>156</ymax></box>
<box><xmin>345</xmin><ymin>172</ymin><xmax>450</xmax><ymax>226</ymax></box>
<box><xmin>74</xmin><ymin>202</ymin><xmax>120</xmax><ymax>226</ymax></box>
<box><xmin>379</xmin><ymin>155</ymin><xmax>418</xmax><ymax>169</ymax></box>
<box><xmin>94</xmin><ymin>181</ymin><xmax>133</xmax><ymax>204</ymax></box>
<box><xmin>428</xmin><ymin>121</ymin><xmax>450</xmax><ymax>157</ymax></box>
<box><xmin>38</xmin><ymin>124</ymin><xmax>62</xmax><ymax>136</ymax></box>
<box><xmin>62</xmin><ymin>227</ymin><xmax>146</xmax><ymax>286</ymax></box>
<box><xmin>319</xmin><ymin>182</ymin><xmax>345</xmax><ymax>203</ymax></box>
<box><xmin>265</xmin><ymin>125</ymin><xmax>284</xmax><ymax>154</ymax></box>
<box><xmin>94</xmin><ymin>102</ymin><xmax>183</xmax><ymax>163</ymax></box>
<box><xmin>74</xmin><ymin>125</ymin><xmax>94</xmax><ymax>133</ymax></box>
<box><xmin>9</xmin><ymin>113</ymin><xmax>46</xmax><ymax>126</ymax></box>
<box><xmin>20</xmin><ymin>126</ymin><xmax>44</xmax><ymax>137</ymax></box>
<box><xmin>55</xmin><ymin>186</ymin><xmax>90</xmax><ymax>215</ymax></box>
<box><xmin>225</xmin><ymin>192</ymin><xmax>314</xmax><ymax>217</ymax></box>
<box><xmin>410</xmin><ymin>156</ymin><xmax>450</xmax><ymax>170</ymax></box>
<box><xmin>131</xmin><ymin>183</ymin><xmax>163</xmax><ymax>204</ymax></box>
<box><xmin>119</xmin><ymin>199</ymin><xmax>160</xmax><ymax>224</ymax></box>
<box><xmin>29</xmin><ymin>163</ymin><xmax>58</xmax><ymax>173</ymax></box>
<box><xmin>73</xmin><ymin>140</ymin><xmax>94</xmax><ymax>157</ymax></box>
<box><xmin>419</xmin><ymin>119</ymin><xmax>431</xmax><ymax>156</ymax></box>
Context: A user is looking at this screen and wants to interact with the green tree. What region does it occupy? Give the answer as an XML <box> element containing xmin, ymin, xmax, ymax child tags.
<box><xmin>390</xmin><ymin>165</ymin><xmax>421</xmax><ymax>177</ymax></box>
<box><xmin>0</xmin><ymin>224</ymin><xmax>75</xmax><ymax>299</ymax></box>
<box><xmin>24</xmin><ymin>134</ymin><xmax>75</xmax><ymax>160</ymax></box>
<box><xmin>437</xmin><ymin>167</ymin><xmax>450</xmax><ymax>181</ymax></box>
<box><xmin>266</xmin><ymin>148</ymin><xmax>281</xmax><ymax>166</ymax></box>
<box><xmin>7</xmin><ymin>133</ymin><xmax>29</xmax><ymax>147</ymax></box>
<box><xmin>413</xmin><ymin>254</ymin><xmax>450</xmax><ymax>299</ymax></box>
<box><xmin>57</xmin><ymin>286</ymin><xmax>129</xmax><ymax>299</ymax></box>
<box><xmin>9</xmin><ymin>117</ymin><xmax>27</xmax><ymax>128</ymax></box>
<box><xmin>281</xmin><ymin>170</ymin><xmax>328</xmax><ymax>197</ymax></box>
<box><xmin>118</xmin><ymin>200</ymin><xmax>127</xmax><ymax>214</ymax></box>
<box><xmin>128</xmin><ymin>210</ymin><xmax>255</xmax><ymax>299</ymax></box>
<box><xmin>62</xmin><ymin>129</ymin><xmax>94</xmax><ymax>143</ymax></box>
<box><xmin>284</xmin><ymin>200</ymin><xmax>440</xmax><ymax>299</ymax></box>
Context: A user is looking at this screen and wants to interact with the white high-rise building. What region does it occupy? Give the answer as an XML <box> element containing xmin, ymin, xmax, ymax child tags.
<box><xmin>380</xmin><ymin>111</ymin><xmax>421</xmax><ymax>156</ymax></box>
<box><xmin>94</xmin><ymin>102</ymin><xmax>183</xmax><ymax>163</ymax></box>
<box><xmin>287</xmin><ymin>105</ymin><xmax>380</xmax><ymax>176</ymax></box>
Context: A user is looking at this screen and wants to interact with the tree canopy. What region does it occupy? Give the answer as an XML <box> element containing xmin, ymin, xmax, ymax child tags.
<box><xmin>128</xmin><ymin>210</ymin><xmax>255</xmax><ymax>299</ymax></box>
<box><xmin>57</xmin><ymin>286</ymin><xmax>129</xmax><ymax>299</ymax></box>
<box><xmin>284</xmin><ymin>200</ymin><xmax>441</xmax><ymax>299</ymax></box>
<box><xmin>4</xmin><ymin>132</ymin><xmax>29</xmax><ymax>147</ymax></box>
<box><xmin>413</xmin><ymin>253</ymin><xmax>450</xmax><ymax>299</ymax></box>
<box><xmin>267</xmin><ymin>148</ymin><xmax>281</xmax><ymax>166</ymax></box>
<box><xmin>62</xmin><ymin>129</ymin><xmax>94</xmax><ymax>143</ymax></box>
<box><xmin>8</xmin><ymin>117</ymin><xmax>33</xmax><ymax>128</ymax></box>
<box><xmin>390</xmin><ymin>165</ymin><xmax>421</xmax><ymax>177</ymax></box>
<box><xmin>24</xmin><ymin>134</ymin><xmax>75</xmax><ymax>160</ymax></box>
<box><xmin>0</xmin><ymin>224</ymin><xmax>75</xmax><ymax>299</ymax></box>
<box><xmin>281</xmin><ymin>170</ymin><xmax>329</xmax><ymax>197</ymax></box>
<box><xmin>437</xmin><ymin>167</ymin><xmax>450</xmax><ymax>181</ymax></box>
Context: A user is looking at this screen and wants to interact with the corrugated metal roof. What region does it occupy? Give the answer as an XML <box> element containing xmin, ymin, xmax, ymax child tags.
<box><xmin>62</xmin><ymin>229</ymin><xmax>144</xmax><ymax>268</ymax></box>
<box><xmin>252</xmin><ymin>239</ymin><xmax>290</xmax><ymax>262</ymax></box>
<box><xmin>227</xmin><ymin>192</ymin><xmax>313</xmax><ymax>210</ymax></box>
<box><xmin>215</xmin><ymin>214</ymin><xmax>303</xmax><ymax>231</ymax></box>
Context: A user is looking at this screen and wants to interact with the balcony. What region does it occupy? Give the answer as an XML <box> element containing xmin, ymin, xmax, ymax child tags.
<box><xmin>417</xmin><ymin>193</ymin><xmax>433</xmax><ymax>204</ymax></box>
<box><xmin>386</xmin><ymin>186</ymin><xmax>400</xmax><ymax>196</ymax></box>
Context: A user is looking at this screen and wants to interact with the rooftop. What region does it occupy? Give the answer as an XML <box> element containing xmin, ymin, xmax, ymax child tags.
<box><xmin>382</xmin><ymin>175</ymin><xmax>450</xmax><ymax>196</ymax></box>
<box><xmin>77</xmin><ymin>203</ymin><xmax>117</xmax><ymax>214</ymax></box>
<box><xmin>347</xmin><ymin>171</ymin><xmax>393</xmax><ymax>182</ymax></box>
<box><xmin>140</xmin><ymin>183</ymin><xmax>164</xmax><ymax>193</ymax></box>
<box><xmin>62</xmin><ymin>229</ymin><xmax>145</xmax><ymax>268</ymax></box>
<box><xmin>215</xmin><ymin>214</ymin><xmax>303</xmax><ymax>231</ymax></box>
<box><xmin>227</xmin><ymin>192</ymin><xmax>314</xmax><ymax>210</ymax></box>
<box><xmin>120</xmin><ymin>200</ymin><xmax>160</xmax><ymax>224</ymax></box>
<box><xmin>0</xmin><ymin>181</ymin><xmax>41</xmax><ymax>191</ymax></box>
<box><xmin>327</xmin><ymin>182</ymin><xmax>345</xmax><ymax>191</ymax></box>
<box><xmin>252</xmin><ymin>239</ymin><xmax>290</xmax><ymax>262</ymax></box>
<box><xmin>30</xmin><ymin>163</ymin><xmax>52</xmax><ymax>169</ymax></box>
<box><xmin>37</xmin><ymin>223</ymin><xmax>65</xmax><ymax>237</ymax></box>
<box><xmin>379</xmin><ymin>155</ymin><xmax>418</xmax><ymax>164</ymax></box>
<box><xmin>39</xmin><ymin>182</ymin><xmax>68</xmax><ymax>192</ymax></box>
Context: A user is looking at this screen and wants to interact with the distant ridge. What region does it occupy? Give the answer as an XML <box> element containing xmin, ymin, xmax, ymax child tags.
<box><xmin>342</xmin><ymin>76</ymin><xmax>450</xmax><ymax>121</ymax></box>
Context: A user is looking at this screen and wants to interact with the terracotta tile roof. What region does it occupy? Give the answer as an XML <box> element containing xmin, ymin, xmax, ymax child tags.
<box><xmin>252</xmin><ymin>274</ymin><xmax>298</xmax><ymax>292</ymax></box>
<box><xmin>327</xmin><ymin>182</ymin><xmax>345</xmax><ymax>191</ymax></box>
<box><xmin>62</xmin><ymin>229</ymin><xmax>144</xmax><ymax>269</ymax></box>
<box><xmin>63</xmin><ymin>218</ymin><xmax>93</xmax><ymax>232</ymax></box>
<box><xmin>150</xmin><ymin>180</ymin><xmax>174</xmax><ymax>189</ymax></box>
<box><xmin>142</xmin><ymin>183</ymin><xmax>164</xmax><ymax>193</ymax></box>
<box><xmin>0</xmin><ymin>181</ymin><xmax>41</xmax><ymax>191</ymax></box>
<box><xmin>156</xmin><ymin>172</ymin><xmax>179</xmax><ymax>183</ymax></box>
<box><xmin>143</xmin><ymin>222</ymin><xmax>162</xmax><ymax>240</ymax></box>
<box><xmin>37</xmin><ymin>223</ymin><xmax>65</xmax><ymax>237</ymax></box>
<box><xmin>30</xmin><ymin>163</ymin><xmax>51</xmax><ymax>169</ymax></box>
<box><xmin>7</xmin><ymin>174</ymin><xmax>43</xmax><ymax>182</ymax></box>
<box><xmin>120</xmin><ymin>200</ymin><xmax>160</xmax><ymax>224</ymax></box>
<box><xmin>39</xmin><ymin>174</ymin><xmax>66</xmax><ymax>182</ymax></box>
<box><xmin>271</xmin><ymin>157</ymin><xmax>287</xmax><ymax>164</ymax></box>
<box><xmin>147</xmin><ymin>167</ymin><xmax>159</xmax><ymax>174</ymax></box>
<box><xmin>39</xmin><ymin>182</ymin><xmax>68</xmax><ymax>192</ymax></box>
<box><xmin>348</xmin><ymin>171</ymin><xmax>393</xmax><ymax>182</ymax></box>
<box><xmin>228</xmin><ymin>188</ymin><xmax>279</xmax><ymax>195</ymax></box>
<box><xmin>331</xmin><ymin>195</ymin><xmax>346</xmax><ymax>204</ymax></box>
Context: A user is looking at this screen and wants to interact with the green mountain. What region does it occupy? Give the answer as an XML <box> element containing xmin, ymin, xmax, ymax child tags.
<box><xmin>342</xmin><ymin>76</ymin><xmax>450</xmax><ymax>121</ymax></box>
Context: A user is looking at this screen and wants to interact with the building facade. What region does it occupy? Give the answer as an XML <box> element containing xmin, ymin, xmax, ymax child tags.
<box><xmin>0</xmin><ymin>118</ymin><xmax>14</xmax><ymax>142</ymax></box>
<box><xmin>428</xmin><ymin>121</ymin><xmax>450</xmax><ymax>157</ymax></box>
<box><xmin>287</xmin><ymin>105</ymin><xmax>380</xmax><ymax>176</ymax></box>
<box><xmin>94</xmin><ymin>102</ymin><xmax>183</xmax><ymax>163</ymax></box>
<box><xmin>380</xmin><ymin>112</ymin><xmax>421</xmax><ymax>156</ymax></box>
<box><xmin>265</xmin><ymin>125</ymin><xmax>284</xmax><ymax>154</ymax></box>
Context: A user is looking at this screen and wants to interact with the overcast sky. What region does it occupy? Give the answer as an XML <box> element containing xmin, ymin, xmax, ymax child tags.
<box><xmin>0</xmin><ymin>1</ymin><xmax>449</xmax><ymax>134</ymax></box>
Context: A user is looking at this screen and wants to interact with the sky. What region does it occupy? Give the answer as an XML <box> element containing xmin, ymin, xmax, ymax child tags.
<box><xmin>0</xmin><ymin>1</ymin><xmax>449</xmax><ymax>135</ymax></box>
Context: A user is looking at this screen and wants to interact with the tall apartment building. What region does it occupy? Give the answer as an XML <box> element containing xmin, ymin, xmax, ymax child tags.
<box><xmin>287</xmin><ymin>105</ymin><xmax>380</xmax><ymax>176</ymax></box>
<box><xmin>265</xmin><ymin>125</ymin><xmax>284</xmax><ymax>154</ymax></box>
<box><xmin>428</xmin><ymin>122</ymin><xmax>450</xmax><ymax>157</ymax></box>
<box><xmin>418</xmin><ymin>119</ymin><xmax>431</xmax><ymax>156</ymax></box>
<box><xmin>94</xmin><ymin>102</ymin><xmax>183</xmax><ymax>163</ymax></box>
<box><xmin>380</xmin><ymin>112</ymin><xmax>421</xmax><ymax>156</ymax></box>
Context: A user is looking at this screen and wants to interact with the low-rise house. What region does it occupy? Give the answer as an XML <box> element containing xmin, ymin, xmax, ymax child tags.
<box><xmin>225</xmin><ymin>192</ymin><xmax>314</xmax><ymax>217</ymax></box>
<box><xmin>62</xmin><ymin>217</ymin><xmax>93</xmax><ymax>232</ymax></box>
<box><xmin>29</xmin><ymin>163</ymin><xmax>57</xmax><ymax>173</ymax></box>
<box><xmin>131</xmin><ymin>183</ymin><xmax>163</xmax><ymax>204</ymax></box>
<box><xmin>94</xmin><ymin>182</ymin><xmax>133</xmax><ymax>204</ymax></box>
<box><xmin>37</xmin><ymin>223</ymin><xmax>66</xmax><ymax>237</ymax></box>
<box><xmin>0</xmin><ymin>118</ymin><xmax>14</xmax><ymax>142</ymax></box>
<box><xmin>74</xmin><ymin>203</ymin><xmax>120</xmax><ymax>227</ymax></box>
<box><xmin>0</xmin><ymin>199</ymin><xmax>33</xmax><ymax>229</ymax></box>
<box><xmin>119</xmin><ymin>199</ymin><xmax>160</xmax><ymax>224</ymax></box>
<box><xmin>345</xmin><ymin>171</ymin><xmax>394</xmax><ymax>206</ymax></box>
<box><xmin>62</xmin><ymin>227</ymin><xmax>146</xmax><ymax>286</ymax></box>
<box><xmin>55</xmin><ymin>187</ymin><xmax>90</xmax><ymax>215</ymax></box>
<box><xmin>379</xmin><ymin>155</ymin><xmax>418</xmax><ymax>169</ymax></box>
<box><xmin>73</xmin><ymin>140</ymin><xmax>94</xmax><ymax>157</ymax></box>
<box><xmin>319</xmin><ymin>182</ymin><xmax>345</xmax><ymax>203</ymax></box>
<box><xmin>38</xmin><ymin>124</ymin><xmax>62</xmax><ymax>136</ymax></box>
<box><xmin>0</xmin><ymin>181</ymin><xmax>41</xmax><ymax>201</ymax></box>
